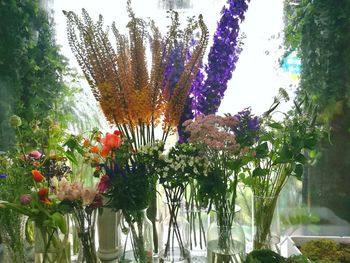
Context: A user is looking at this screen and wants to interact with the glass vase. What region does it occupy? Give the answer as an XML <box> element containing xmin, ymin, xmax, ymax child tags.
<box><xmin>252</xmin><ymin>195</ymin><xmax>280</xmax><ymax>252</ymax></box>
<box><xmin>207</xmin><ymin>211</ymin><xmax>246</xmax><ymax>263</ymax></box>
<box><xmin>119</xmin><ymin>208</ymin><xmax>153</xmax><ymax>263</ymax></box>
<box><xmin>159</xmin><ymin>201</ymin><xmax>190</xmax><ymax>263</ymax></box>
<box><xmin>34</xmin><ymin>223</ymin><xmax>70</xmax><ymax>263</ymax></box>
<box><xmin>185</xmin><ymin>204</ymin><xmax>208</xmax><ymax>262</ymax></box>
<box><xmin>75</xmin><ymin>226</ymin><xmax>99</xmax><ymax>263</ymax></box>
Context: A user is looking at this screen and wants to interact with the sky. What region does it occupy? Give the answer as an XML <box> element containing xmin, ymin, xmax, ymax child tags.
<box><xmin>52</xmin><ymin>0</ymin><xmax>294</xmax><ymax>118</ymax></box>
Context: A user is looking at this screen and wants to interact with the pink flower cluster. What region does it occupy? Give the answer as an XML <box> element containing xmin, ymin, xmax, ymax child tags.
<box><xmin>57</xmin><ymin>178</ymin><xmax>98</xmax><ymax>206</ymax></box>
<box><xmin>183</xmin><ymin>114</ymin><xmax>240</xmax><ymax>153</ymax></box>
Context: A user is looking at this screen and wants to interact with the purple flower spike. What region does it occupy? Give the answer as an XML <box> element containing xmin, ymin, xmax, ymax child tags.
<box><xmin>196</xmin><ymin>0</ymin><xmax>250</xmax><ymax>115</ymax></box>
<box><xmin>0</xmin><ymin>174</ymin><xmax>7</xmax><ymax>179</ymax></box>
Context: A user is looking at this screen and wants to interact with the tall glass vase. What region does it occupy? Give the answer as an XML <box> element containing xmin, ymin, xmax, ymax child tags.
<box><xmin>119</xmin><ymin>208</ymin><xmax>153</xmax><ymax>263</ymax></box>
<box><xmin>252</xmin><ymin>195</ymin><xmax>280</xmax><ymax>252</ymax></box>
<box><xmin>207</xmin><ymin>211</ymin><xmax>246</xmax><ymax>263</ymax></box>
<box><xmin>159</xmin><ymin>201</ymin><xmax>190</xmax><ymax>263</ymax></box>
<box><xmin>73</xmin><ymin>210</ymin><xmax>99</xmax><ymax>263</ymax></box>
<box><xmin>34</xmin><ymin>223</ymin><xmax>70</xmax><ymax>263</ymax></box>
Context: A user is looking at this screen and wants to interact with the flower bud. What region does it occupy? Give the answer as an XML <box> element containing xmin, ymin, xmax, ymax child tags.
<box><xmin>9</xmin><ymin>115</ymin><xmax>22</xmax><ymax>128</ymax></box>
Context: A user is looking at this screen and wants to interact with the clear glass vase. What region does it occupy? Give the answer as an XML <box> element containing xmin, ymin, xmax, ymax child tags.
<box><xmin>252</xmin><ymin>195</ymin><xmax>280</xmax><ymax>252</ymax></box>
<box><xmin>119</xmin><ymin>208</ymin><xmax>153</xmax><ymax>263</ymax></box>
<box><xmin>34</xmin><ymin>223</ymin><xmax>70</xmax><ymax>263</ymax></box>
<box><xmin>159</xmin><ymin>201</ymin><xmax>190</xmax><ymax>263</ymax></box>
<box><xmin>207</xmin><ymin>211</ymin><xmax>246</xmax><ymax>263</ymax></box>
<box><xmin>75</xmin><ymin>226</ymin><xmax>99</xmax><ymax>263</ymax></box>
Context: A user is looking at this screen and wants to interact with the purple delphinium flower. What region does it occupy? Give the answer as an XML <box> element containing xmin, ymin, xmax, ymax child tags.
<box><xmin>232</xmin><ymin>107</ymin><xmax>260</xmax><ymax>147</ymax></box>
<box><xmin>196</xmin><ymin>0</ymin><xmax>250</xmax><ymax>115</ymax></box>
<box><xmin>178</xmin><ymin>69</ymin><xmax>205</xmax><ymax>143</ymax></box>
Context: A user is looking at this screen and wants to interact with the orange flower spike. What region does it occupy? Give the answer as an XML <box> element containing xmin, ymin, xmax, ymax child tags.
<box><xmin>90</xmin><ymin>146</ymin><xmax>99</xmax><ymax>154</ymax></box>
<box><xmin>83</xmin><ymin>139</ymin><xmax>91</xmax><ymax>148</ymax></box>
<box><xmin>31</xmin><ymin>170</ymin><xmax>45</xmax><ymax>183</ymax></box>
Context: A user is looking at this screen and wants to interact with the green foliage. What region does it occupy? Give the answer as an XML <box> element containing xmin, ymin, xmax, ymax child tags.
<box><xmin>0</xmin><ymin>0</ymin><xmax>73</xmax><ymax>151</ymax></box>
<box><xmin>245</xmin><ymin>249</ymin><xmax>285</xmax><ymax>263</ymax></box>
<box><xmin>300</xmin><ymin>240</ymin><xmax>350</xmax><ymax>263</ymax></box>
<box><xmin>284</xmin><ymin>0</ymin><xmax>350</xmax><ymax>124</ymax></box>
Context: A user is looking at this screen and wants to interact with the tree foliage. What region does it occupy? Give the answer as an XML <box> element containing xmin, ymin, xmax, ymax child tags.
<box><xmin>0</xmin><ymin>0</ymin><xmax>72</xmax><ymax>150</ymax></box>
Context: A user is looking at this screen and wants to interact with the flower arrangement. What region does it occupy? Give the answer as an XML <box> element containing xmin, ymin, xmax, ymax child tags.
<box><xmin>1</xmin><ymin>169</ymin><xmax>71</xmax><ymax>263</ymax></box>
<box><xmin>183</xmin><ymin>111</ymin><xmax>259</xmax><ymax>261</ymax></box>
<box><xmin>149</xmin><ymin>142</ymin><xmax>207</xmax><ymax>262</ymax></box>
<box><xmin>64</xmin><ymin>2</ymin><xmax>209</xmax><ymax>152</ymax></box>
<box><xmin>56</xmin><ymin>178</ymin><xmax>102</xmax><ymax>263</ymax></box>
<box><xmin>72</xmin><ymin>129</ymin><xmax>158</xmax><ymax>262</ymax></box>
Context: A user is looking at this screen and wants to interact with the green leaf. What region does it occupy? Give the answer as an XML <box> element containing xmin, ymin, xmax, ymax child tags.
<box><xmin>295</xmin><ymin>153</ymin><xmax>306</xmax><ymax>164</ymax></box>
<box><xmin>51</xmin><ymin>212</ymin><xmax>67</xmax><ymax>234</ymax></box>
<box><xmin>252</xmin><ymin>167</ymin><xmax>269</xmax><ymax>177</ymax></box>
<box><xmin>255</xmin><ymin>142</ymin><xmax>269</xmax><ymax>158</ymax></box>
<box><xmin>293</xmin><ymin>164</ymin><xmax>304</xmax><ymax>180</ymax></box>
<box><xmin>274</xmin><ymin>144</ymin><xmax>293</xmax><ymax>164</ymax></box>
<box><xmin>268</xmin><ymin>122</ymin><xmax>284</xmax><ymax>129</ymax></box>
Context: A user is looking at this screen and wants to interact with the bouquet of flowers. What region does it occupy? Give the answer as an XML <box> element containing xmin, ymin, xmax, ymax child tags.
<box><xmin>183</xmin><ymin>110</ymin><xmax>260</xmax><ymax>262</ymax></box>
<box><xmin>0</xmin><ymin>169</ymin><xmax>71</xmax><ymax>263</ymax></box>
<box><xmin>75</xmin><ymin>129</ymin><xmax>157</xmax><ymax>262</ymax></box>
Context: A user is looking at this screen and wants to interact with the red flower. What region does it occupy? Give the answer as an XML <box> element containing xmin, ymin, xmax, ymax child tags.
<box><xmin>114</xmin><ymin>130</ymin><xmax>121</xmax><ymax>136</ymax></box>
<box><xmin>97</xmin><ymin>175</ymin><xmax>111</xmax><ymax>193</ymax></box>
<box><xmin>90</xmin><ymin>146</ymin><xmax>99</xmax><ymax>154</ymax></box>
<box><xmin>100</xmin><ymin>146</ymin><xmax>110</xmax><ymax>158</ymax></box>
<box><xmin>31</xmin><ymin>170</ymin><xmax>45</xmax><ymax>182</ymax></box>
<box><xmin>38</xmin><ymin>188</ymin><xmax>49</xmax><ymax>199</ymax></box>
<box><xmin>101</xmin><ymin>132</ymin><xmax>121</xmax><ymax>150</ymax></box>
<box><xmin>93</xmin><ymin>157</ymin><xmax>99</xmax><ymax>162</ymax></box>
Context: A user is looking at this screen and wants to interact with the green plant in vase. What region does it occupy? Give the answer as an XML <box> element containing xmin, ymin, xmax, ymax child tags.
<box><xmin>184</xmin><ymin>111</ymin><xmax>260</xmax><ymax>263</ymax></box>
<box><xmin>244</xmin><ymin>92</ymin><xmax>322</xmax><ymax>251</ymax></box>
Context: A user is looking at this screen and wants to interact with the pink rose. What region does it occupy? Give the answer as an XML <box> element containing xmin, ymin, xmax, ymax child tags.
<box><xmin>29</xmin><ymin>150</ymin><xmax>42</xmax><ymax>159</ymax></box>
<box><xmin>81</xmin><ymin>187</ymin><xmax>97</xmax><ymax>205</ymax></box>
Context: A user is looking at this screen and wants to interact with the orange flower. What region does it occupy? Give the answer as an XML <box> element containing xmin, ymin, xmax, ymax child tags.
<box><xmin>93</xmin><ymin>157</ymin><xmax>99</xmax><ymax>162</ymax></box>
<box><xmin>95</xmin><ymin>166</ymin><xmax>101</xmax><ymax>171</ymax></box>
<box><xmin>40</xmin><ymin>198</ymin><xmax>52</xmax><ymax>205</ymax></box>
<box><xmin>38</xmin><ymin>188</ymin><xmax>49</xmax><ymax>199</ymax></box>
<box><xmin>31</xmin><ymin>170</ymin><xmax>45</xmax><ymax>182</ymax></box>
<box><xmin>100</xmin><ymin>146</ymin><xmax>110</xmax><ymax>158</ymax></box>
<box><xmin>101</xmin><ymin>132</ymin><xmax>121</xmax><ymax>150</ymax></box>
<box><xmin>90</xmin><ymin>145</ymin><xmax>99</xmax><ymax>154</ymax></box>
<box><xmin>83</xmin><ymin>139</ymin><xmax>91</xmax><ymax>147</ymax></box>
<box><xmin>33</xmin><ymin>161</ymin><xmax>40</xmax><ymax>167</ymax></box>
